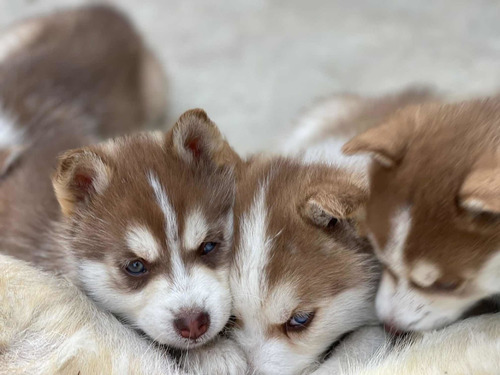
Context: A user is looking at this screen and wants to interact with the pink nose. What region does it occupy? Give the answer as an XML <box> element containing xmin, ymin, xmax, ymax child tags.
<box><xmin>173</xmin><ymin>311</ymin><xmax>210</xmax><ymax>340</ymax></box>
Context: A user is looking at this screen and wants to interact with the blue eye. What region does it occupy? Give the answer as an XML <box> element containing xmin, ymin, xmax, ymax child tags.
<box><xmin>286</xmin><ymin>312</ymin><xmax>314</xmax><ymax>331</ymax></box>
<box><xmin>200</xmin><ymin>242</ymin><xmax>218</xmax><ymax>255</ymax></box>
<box><xmin>125</xmin><ymin>260</ymin><xmax>147</xmax><ymax>276</ymax></box>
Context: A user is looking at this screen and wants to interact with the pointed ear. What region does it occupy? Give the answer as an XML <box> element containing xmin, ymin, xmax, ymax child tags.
<box><xmin>170</xmin><ymin>108</ymin><xmax>240</xmax><ymax>167</ymax></box>
<box><xmin>301</xmin><ymin>180</ymin><xmax>368</xmax><ymax>228</ymax></box>
<box><xmin>52</xmin><ymin>148</ymin><xmax>111</xmax><ymax>216</ymax></box>
<box><xmin>0</xmin><ymin>145</ymin><xmax>25</xmax><ymax>177</ymax></box>
<box><xmin>459</xmin><ymin>153</ymin><xmax>500</xmax><ymax>215</ymax></box>
<box><xmin>342</xmin><ymin>113</ymin><xmax>414</xmax><ymax>168</ymax></box>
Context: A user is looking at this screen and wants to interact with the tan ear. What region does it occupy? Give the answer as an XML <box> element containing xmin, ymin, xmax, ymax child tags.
<box><xmin>0</xmin><ymin>145</ymin><xmax>25</xmax><ymax>177</ymax></box>
<box><xmin>52</xmin><ymin>148</ymin><xmax>111</xmax><ymax>216</ymax></box>
<box><xmin>301</xmin><ymin>182</ymin><xmax>368</xmax><ymax>228</ymax></box>
<box><xmin>459</xmin><ymin>153</ymin><xmax>500</xmax><ymax>215</ymax></box>
<box><xmin>342</xmin><ymin>114</ymin><xmax>414</xmax><ymax>167</ymax></box>
<box><xmin>170</xmin><ymin>108</ymin><xmax>240</xmax><ymax>167</ymax></box>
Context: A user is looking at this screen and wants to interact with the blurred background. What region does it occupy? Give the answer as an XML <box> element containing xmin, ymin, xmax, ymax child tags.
<box><xmin>1</xmin><ymin>0</ymin><xmax>499</xmax><ymax>155</ymax></box>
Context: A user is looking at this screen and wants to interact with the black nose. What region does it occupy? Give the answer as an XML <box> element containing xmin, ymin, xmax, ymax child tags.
<box><xmin>173</xmin><ymin>311</ymin><xmax>210</xmax><ymax>340</ymax></box>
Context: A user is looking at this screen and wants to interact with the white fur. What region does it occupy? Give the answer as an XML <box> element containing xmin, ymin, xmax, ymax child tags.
<box><xmin>148</xmin><ymin>171</ymin><xmax>179</xmax><ymax>252</ymax></box>
<box><xmin>0</xmin><ymin>254</ymin><xmax>184</xmax><ymax>375</ymax></box>
<box><xmin>126</xmin><ymin>225</ymin><xmax>161</xmax><ymax>262</ymax></box>
<box><xmin>0</xmin><ymin>19</ymin><xmax>42</xmax><ymax>63</ymax></box>
<box><xmin>78</xmin><ymin>259</ymin><xmax>231</xmax><ymax>350</ymax></box>
<box><xmin>410</xmin><ymin>260</ymin><xmax>441</xmax><ymax>288</ymax></box>
<box><xmin>382</xmin><ymin>207</ymin><xmax>411</xmax><ymax>274</ymax></box>
<box><xmin>282</xmin><ymin>96</ymin><xmax>359</xmax><ymax>154</ymax></box>
<box><xmin>0</xmin><ymin>109</ymin><xmax>22</xmax><ymax>148</ymax></box>
<box><xmin>477</xmin><ymin>250</ymin><xmax>500</xmax><ymax>293</ymax></box>
<box><xmin>183</xmin><ymin>208</ymin><xmax>208</xmax><ymax>250</ymax></box>
<box><xmin>339</xmin><ymin>314</ymin><xmax>500</xmax><ymax>375</ymax></box>
<box><xmin>232</xmin><ymin>181</ymin><xmax>272</xmax><ymax>314</ymax></box>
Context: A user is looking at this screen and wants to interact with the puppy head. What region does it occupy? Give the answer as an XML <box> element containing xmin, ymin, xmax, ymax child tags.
<box><xmin>343</xmin><ymin>100</ymin><xmax>500</xmax><ymax>332</ymax></box>
<box><xmin>230</xmin><ymin>157</ymin><xmax>379</xmax><ymax>375</ymax></box>
<box><xmin>53</xmin><ymin>109</ymin><xmax>241</xmax><ymax>348</ymax></box>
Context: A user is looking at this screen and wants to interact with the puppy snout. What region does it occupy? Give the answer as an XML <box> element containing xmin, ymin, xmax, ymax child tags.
<box><xmin>173</xmin><ymin>310</ymin><xmax>210</xmax><ymax>340</ymax></box>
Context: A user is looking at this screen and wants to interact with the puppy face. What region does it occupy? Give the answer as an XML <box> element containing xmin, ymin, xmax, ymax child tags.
<box><xmin>53</xmin><ymin>109</ymin><xmax>240</xmax><ymax>348</ymax></box>
<box><xmin>344</xmin><ymin>99</ymin><xmax>500</xmax><ymax>331</ymax></box>
<box><xmin>230</xmin><ymin>158</ymin><xmax>379</xmax><ymax>375</ymax></box>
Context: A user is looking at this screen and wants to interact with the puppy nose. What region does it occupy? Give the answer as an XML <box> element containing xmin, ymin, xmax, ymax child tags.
<box><xmin>173</xmin><ymin>311</ymin><xmax>210</xmax><ymax>340</ymax></box>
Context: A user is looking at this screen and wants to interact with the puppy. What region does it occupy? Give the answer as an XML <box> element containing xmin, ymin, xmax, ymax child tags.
<box><xmin>228</xmin><ymin>88</ymin><xmax>438</xmax><ymax>374</ymax></box>
<box><xmin>343</xmin><ymin>97</ymin><xmax>500</xmax><ymax>332</ymax></box>
<box><xmin>0</xmin><ymin>7</ymin><xmax>245</xmax><ymax>373</ymax></box>
<box><xmin>230</xmin><ymin>155</ymin><xmax>381</xmax><ymax>375</ymax></box>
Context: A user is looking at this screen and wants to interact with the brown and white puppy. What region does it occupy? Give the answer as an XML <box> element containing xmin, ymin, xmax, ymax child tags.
<box><xmin>51</xmin><ymin>111</ymin><xmax>239</xmax><ymax>352</ymax></box>
<box><xmin>228</xmin><ymin>88</ymin><xmax>438</xmax><ymax>374</ymax></box>
<box><xmin>230</xmin><ymin>155</ymin><xmax>381</xmax><ymax>375</ymax></box>
<box><xmin>343</xmin><ymin>97</ymin><xmax>500</xmax><ymax>332</ymax></box>
<box><xmin>0</xmin><ymin>7</ymin><xmax>246</xmax><ymax>373</ymax></box>
<box><xmin>0</xmin><ymin>4</ymin><xmax>166</xmax><ymax>262</ymax></box>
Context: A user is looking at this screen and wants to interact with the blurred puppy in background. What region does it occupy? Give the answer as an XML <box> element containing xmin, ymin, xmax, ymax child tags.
<box><xmin>0</xmin><ymin>6</ymin><xmax>246</xmax><ymax>373</ymax></box>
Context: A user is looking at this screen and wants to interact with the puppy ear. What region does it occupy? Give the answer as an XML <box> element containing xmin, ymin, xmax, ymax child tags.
<box><xmin>342</xmin><ymin>112</ymin><xmax>414</xmax><ymax>168</ymax></box>
<box><xmin>301</xmin><ymin>181</ymin><xmax>368</xmax><ymax>228</ymax></box>
<box><xmin>0</xmin><ymin>145</ymin><xmax>25</xmax><ymax>177</ymax></box>
<box><xmin>459</xmin><ymin>153</ymin><xmax>500</xmax><ymax>215</ymax></box>
<box><xmin>170</xmin><ymin>108</ymin><xmax>240</xmax><ymax>167</ymax></box>
<box><xmin>52</xmin><ymin>148</ymin><xmax>111</xmax><ymax>216</ymax></box>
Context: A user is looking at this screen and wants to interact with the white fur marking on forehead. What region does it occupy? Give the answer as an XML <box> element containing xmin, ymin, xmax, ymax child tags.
<box><xmin>183</xmin><ymin>208</ymin><xmax>208</xmax><ymax>250</ymax></box>
<box><xmin>234</xmin><ymin>181</ymin><xmax>272</xmax><ymax>310</ymax></box>
<box><xmin>410</xmin><ymin>260</ymin><xmax>441</xmax><ymax>287</ymax></box>
<box><xmin>385</xmin><ymin>207</ymin><xmax>412</xmax><ymax>274</ymax></box>
<box><xmin>125</xmin><ymin>225</ymin><xmax>161</xmax><ymax>262</ymax></box>
<box><xmin>148</xmin><ymin>171</ymin><xmax>179</xmax><ymax>251</ymax></box>
<box><xmin>148</xmin><ymin>171</ymin><xmax>185</xmax><ymax>279</ymax></box>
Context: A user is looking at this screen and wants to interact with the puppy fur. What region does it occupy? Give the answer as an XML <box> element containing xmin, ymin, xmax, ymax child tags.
<box><xmin>228</xmin><ymin>88</ymin><xmax>437</xmax><ymax>374</ymax></box>
<box><xmin>0</xmin><ymin>254</ymin><xmax>248</xmax><ymax>375</ymax></box>
<box><xmin>0</xmin><ymin>254</ymin><xmax>183</xmax><ymax>375</ymax></box>
<box><xmin>228</xmin><ymin>93</ymin><xmax>429</xmax><ymax>375</ymax></box>
<box><xmin>344</xmin><ymin>97</ymin><xmax>500</xmax><ymax>331</ymax></box>
<box><xmin>0</xmin><ymin>7</ymin><xmax>246</xmax><ymax>373</ymax></box>
<box><xmin>338</xmin><ymin>313</ymin><xmax>500</xmax><ymax>375</ymax></box>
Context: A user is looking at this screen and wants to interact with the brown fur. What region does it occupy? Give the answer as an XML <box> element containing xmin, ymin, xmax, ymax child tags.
<box><xmin>52</xmin><ymin>115</ymin><xmax>238</xmax><ymax>286</ymax></box>
<box><xmin>344</xmin><ymin>98</ymin><xmax>500</xmax><ymax>301</ymax></box>
<box><xmin>0</xmin><ymin>5</ymin><xmax>166</xmax><ymax>267</ymax></box>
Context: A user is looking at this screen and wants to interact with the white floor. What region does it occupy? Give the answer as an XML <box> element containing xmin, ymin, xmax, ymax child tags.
<box><xmin>1</xmin><ymin>0</ymin><xmax>499</xmax><ymax>155</ymax></box>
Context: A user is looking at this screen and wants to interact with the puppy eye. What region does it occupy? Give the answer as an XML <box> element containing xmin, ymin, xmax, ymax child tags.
<box><xmin>125</xmin><ymin>260</ymin><xmax>147</xmax><ymax>276</ymax></box>
<box><xmin>432</xmin><ymin>280</ymin><xmax>462</xmax><ymax>292</ymax></box>
<box><xmin>285</xmin><ymin>312</ymin><xmax>315</xmax><ymax>332</ymax></box>
<box><xmin>199</xmin><ymin>241</ymin><xmax>219</xmax><ymax>255</ymax></box>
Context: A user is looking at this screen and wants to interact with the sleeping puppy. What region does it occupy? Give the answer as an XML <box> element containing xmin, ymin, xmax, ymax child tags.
<box><xmin>343</xmin><ymin>97</ymin><xmax>500</xmax><ymax>332</ymax></box>
<box><xmin>0</xmin><ymin>6</ymin><xmax>245</xmax><ymax>373</ymax></box>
